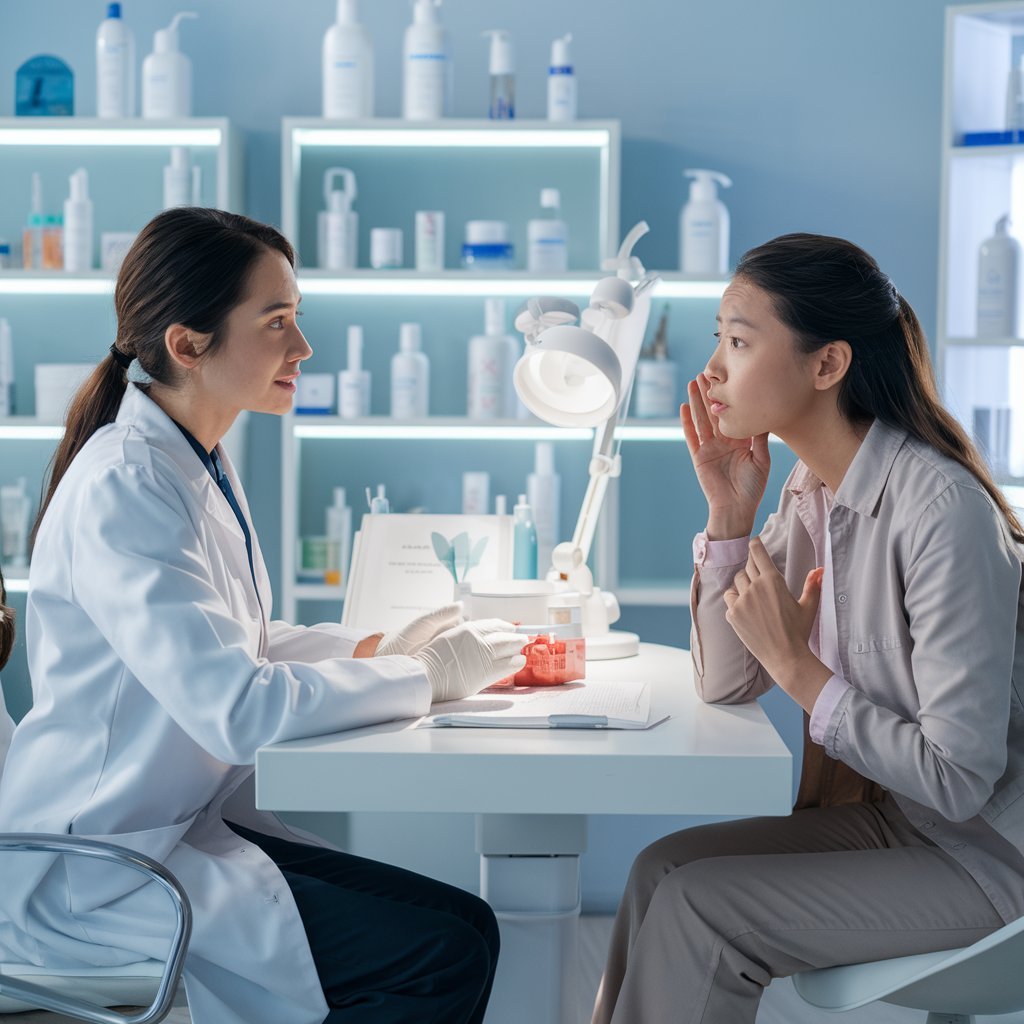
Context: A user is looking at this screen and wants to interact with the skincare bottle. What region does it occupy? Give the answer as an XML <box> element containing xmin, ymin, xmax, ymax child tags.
<box><xmin>338</xmin><ymin>325</ymin><xmax>371</xmax><ymax>418</ymax></box>
<box><xmin>403</xmin><ymin>0</ymin><xmax>449</xmax><ymax>121</ymax></box>
<box><xmin>679</xmin><ymin>168</ymin><xmax>732</xmax><ymax>275</ymax></box>
<box><xmin>633</xmin><ymin>304</ymin><xmax>678</xmax><ymax>418</ymax></box>
<box><xmin>22</xmin><ymin>172</ymin><xmax>45</xmax><ymax>270</ymax></box>
<box><xmin>367</xmin><ymin>484</ymin><xmax>390</xmax><ymax>514</ymax></box>
<box><xmin>0</xmin><ymin>478</ymin><xmax>31</xmax><ymax>568</ymax></box>
<box><xmin>512</xmin><ymin>493</ymin><xmax>538</xmax><ymax>580</ymax></box>
<box><xmin>494</xmin><ymin>494</ymin><xmax>508</xmax><ymax>516</ymax></box>
<box><xmin>1007</xmin><ymin>55</ymin><xmax>1024</xmax><ymax>134</ymax></box>
<box><xmin>527</xmin><ymin>188</ymin><xmax>569</xmax><ymax>273</ymax></box>
<box><xmin>63</xmin><ymin>168</ymin><xmax>94</xmax><ymax>272</ymax></box>
<box><xmin>322</xmin><ymin>0</ymin><xmax>374</xmax><ymax>119</ymax></box>
<box><xmin>468</xmin><ymin>298</ymin><xmax>511</xmax><ymax>419</ymax></box>
<box><xmin>0</xmin><ymin>319</ymin><xmax>13</xmax><ymax>416</ymax></box>
<box><xmin>325</xmin><ymin>487</ymin><xmax>352</xmax><ymax>586</ymax></box>
<box><xmin>96</xmin><ymin>2</ymin><xmax>135</xmax><ymax>118</ymax></box>
<box><xmin>41</xmin><ymin>216</ymin><xmax>64</xmax><ymax>271</ymax></box>
<box><xmin>141</xmin><ymin>11</ymin><xmax>198</xmax><ymax>118</ymax></box>
<box><xmin>462</xmin><ymin>471</ymin><xmax>490</xmax><ymax>515</ymax></box>
<box><xmin>547</xmin><ymin>33</ymin><xmax>575</xmax><ymax>121</ymax></box>
<box><xmin>977</xmin><ymin>215</ymin><xmax>1021</xmax><ymax>338</ymax></box>
<box><xmin>390</xmin><ymin>322</ymin><xmax>430</xmax><ymax>418</ymax></box>
<box><xmin>162</xmin><ymin>147</ymin><xmax>192</xmax><ymax>209</ymax></box>
<box><xmin>483</xmin><ymin>30</ymin><xmax>515</xmax><ymax>119</ymax></box>
<box><xmin>321</xmin><ymin>168</ymin><xmax>358</xmax><ymax>270</ymax></box>
<box><xmin>526</xmin><ymin>442</ymin><xmax>560</xmax><ymax>575</ymax></box>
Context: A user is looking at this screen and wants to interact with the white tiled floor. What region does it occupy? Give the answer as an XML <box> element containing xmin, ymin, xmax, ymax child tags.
<box><xmin>5</xmin><ymin>918</ymin><xmax>1024</xmax><ymax>1023</ymax></box>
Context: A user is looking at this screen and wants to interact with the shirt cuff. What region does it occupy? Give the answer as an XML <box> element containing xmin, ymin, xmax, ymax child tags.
<box><xmin>693</xmin><ymin>531</ymin><xmax>751</xmax><ymax>568</ymax></box>
<box><xmin>809</xmin><ymin>675</ymin><xmax>851</xmax><ymax>744</ymax></box>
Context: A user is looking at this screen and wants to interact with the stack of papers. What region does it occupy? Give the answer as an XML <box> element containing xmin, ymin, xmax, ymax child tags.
<box><xmin>423</xmin><ymin>680</ymin><xmax>667</xmax><ymax>730</ymax></box>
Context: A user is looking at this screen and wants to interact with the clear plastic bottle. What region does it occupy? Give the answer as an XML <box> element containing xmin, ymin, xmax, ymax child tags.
<box><xmin>512</xmin><ymin>493</ymin><xmax>538</xmax><ymax>579</ymax></box>
<box><xmin>483</xmin><ymin>30</ymin><xmax>514</xmax><ymax>119</ymax></box>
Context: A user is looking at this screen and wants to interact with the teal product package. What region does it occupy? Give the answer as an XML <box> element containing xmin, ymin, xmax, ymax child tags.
<box><xmin>16</xmin><ymin>55</ymin><xmax>74</xmax><ymax>116</ymax></box>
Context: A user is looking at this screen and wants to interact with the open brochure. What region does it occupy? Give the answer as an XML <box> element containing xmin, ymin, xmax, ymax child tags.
<box><xmin>422</xmin><ymin>680</ymin><xmax>668</xmax><ymax>730</ymax></box>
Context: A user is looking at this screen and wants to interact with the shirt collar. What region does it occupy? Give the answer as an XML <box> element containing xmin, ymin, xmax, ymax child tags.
<box><xmin>786</xmin><ymin>418</ymin><xmax>908</xmax><ymax>519</ymax></box>
<box><xmin>172</xmin><ymin>419</ymin><xmax>220</xmax><ymax>483</ymax></box>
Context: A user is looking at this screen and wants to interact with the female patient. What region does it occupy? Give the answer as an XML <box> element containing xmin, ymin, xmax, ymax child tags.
<box><xmin>594</xmin><ymin>233</ymin><xmax>1024</xmax><ymax>1023</ymax></box>
<box><xmin>0</xmin><ymin>207</ymin><xmax>525</xmax><ymax>1024</ymax></box>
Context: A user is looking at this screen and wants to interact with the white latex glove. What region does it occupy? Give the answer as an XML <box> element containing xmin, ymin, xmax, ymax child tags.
<box><xmin>413</xmin><ymin>618</ymin><xmax>527</xmax><ymax>703</ymax></box>
<box><xmin>376</xmin><ymin>603</ymin><xmax>465</xmax><ymax>658</ymax></box>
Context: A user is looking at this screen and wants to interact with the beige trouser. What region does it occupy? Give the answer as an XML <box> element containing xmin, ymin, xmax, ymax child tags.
<box><xmin>592</xmin><ymin>798</ymin><xmax>1004</xmax><ymax>1024</ymax></box>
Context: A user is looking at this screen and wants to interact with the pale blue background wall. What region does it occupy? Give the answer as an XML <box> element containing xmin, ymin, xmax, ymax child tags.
<box><xmin>0</xmin><ymin>0</ymin><xmax>988</xmax><ymax>909</ymax></box>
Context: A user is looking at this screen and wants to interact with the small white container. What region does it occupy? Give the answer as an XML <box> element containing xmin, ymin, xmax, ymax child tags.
<box><xmin>462</xmin><ymin>471</ymin><xmax>490</xmax><ymax>515</ymax></box>
<box><xmin>370</xmin><ymin>227</ymin><xmax>403</xmax><ymax>269</ymax></box>
<box><xmin>62</xmin><ymin>169</ymin><xmax>94</xmax><ymax>272</ymax></box>
<box><xmin>390</xmin><ymin>322</ymin><xmax>429</xmax><ymax>418</ymax></box>
<box><xmin>462</xmin><ymin>220</ymin><xmax>514</xmax><ymax>270</ymax></box>
<box><xmin>338</xmin><ymin>325</ymin><xmax>371</xmax><ymax>418</ymax></box>
<box><xmin>295</xmin><ymin>373</ymin><xmax>336</xmax><ymax>414</ymax></box>
<box><xmin>100</xmin><ymin>232</ymin><xmax>137</xmax><ymax>273</ymax></box>
<box><xmin>96</xmin><ymin>2</ymin><xmax>136</xmax><ymax>119</ymax></box>
<box><xmin>415</xmin><ymin>210</ymin><xmax>445</xmax><ymax>271</ymax></box>
<box><xmin>35</xmin><ymin>363</ymin><xmax>94</xmax><ymax>421</ymax></box>
<box><xmin>527</xmin><ymin>188</ymin><xmax>568</xmax><ymax>273</ymax></box>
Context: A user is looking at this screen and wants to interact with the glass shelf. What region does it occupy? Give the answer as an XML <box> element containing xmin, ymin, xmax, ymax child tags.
<box><xmin>2</xmin><ymin>566</ymin><xmax>28</xmax><ymax>594</ymax></box>
<box><xmin>0</xmin><ymin>118</ymin><xmax>226</xmax><ymax>148</ymax></box>
<box><xmin>0</xmin><ymin>418</ymin><xmax>64</xmax><ymax>440</ymax></box>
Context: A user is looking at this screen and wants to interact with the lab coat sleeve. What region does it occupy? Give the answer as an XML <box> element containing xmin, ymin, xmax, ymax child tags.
<box><xmin>690</xmin><ymin>506</ymin><xmax>791</xmax><ymax>704</ymax></box>
<box><xmin>820</xmin><ymin>484</ymin><xmax>1020</xmax><ymax>821</ymax></box>
<box><xmin>71</xmin><ymin>463</ymin><xmax>432</xmax><ymax>765</ymax></box>
<box><xmin>266</xmin><ymin>620</ymin><xmax>374</xmax><ymax>662</ymax></box>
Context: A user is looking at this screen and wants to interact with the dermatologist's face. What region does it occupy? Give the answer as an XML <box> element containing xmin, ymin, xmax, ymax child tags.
<box><xmin>201</xmin><ymin>250</ymin><xmax>312</xmax><ymax>416</ymax></box>
<box><xmin>702</xmin><ymin>278</ymin><xmax>820</xmax><ymax>441</ymax></box>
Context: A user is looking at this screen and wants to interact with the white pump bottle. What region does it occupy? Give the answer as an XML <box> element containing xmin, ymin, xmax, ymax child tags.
<box><xmin>322</xmin><ymin>0</ymin><xmax>374</xmax><ymax>119</ymax></box>
<box><xmin>403</xmin><ymin>0</ymin><xmax>449</xmax><ymax>121</ymax></box>
<box><xmin>319</xmin><ymin>168</ymin><xmax>358</xmax><ymax>270</ymax></box>
<box><xmin>679</xmin><ymin>168</ymin><xmax>732</xmax><ymax>275</ymax></box>
<box><xmin>142</xmin><ymin>11</ymin><xmax>198</xmax><ymax>119</ymax></box>
<box><xmin>63</xmin><ymin>168</ymin><xmax>94</xmax><ymax>272</ymax></box>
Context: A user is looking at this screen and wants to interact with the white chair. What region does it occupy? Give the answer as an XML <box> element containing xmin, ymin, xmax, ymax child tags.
<box><xmin>0</xmin><ymin>833</ymin><xmax>192</xmax><ymax>1023</ymax></box>
<box><xmin>793</xmin><ymin>915</ymin><xmax>1024</xmax><ymax>1024</ymax></box>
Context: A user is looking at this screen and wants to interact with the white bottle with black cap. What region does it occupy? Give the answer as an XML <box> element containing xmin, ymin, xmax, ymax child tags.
<box><xmin>547</xmin><ymin>33</ymin><xmax>575</xmax><ymax>121</ymax></box>
<box><xmin>390</xmin><ymin>322</ymin><xmax>430</xmax><ymax>418</ymax></box>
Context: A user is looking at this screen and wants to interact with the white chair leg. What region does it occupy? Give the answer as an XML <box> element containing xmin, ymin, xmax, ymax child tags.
<box><xmin>924</xmin><ymin>1014</ymin><xmax>974</xmax><ymax>1024</ymax></box>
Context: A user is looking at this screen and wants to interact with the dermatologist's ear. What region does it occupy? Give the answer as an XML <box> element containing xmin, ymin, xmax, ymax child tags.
<box><xmin>814</xmin><ymin>340</ymin><xmax>853</xmax><ymax>391</ymax></box>
<box><xmin>163</xmin><ymin>324</ymin><xmax>210</xmax><ymax>371</ymax></box>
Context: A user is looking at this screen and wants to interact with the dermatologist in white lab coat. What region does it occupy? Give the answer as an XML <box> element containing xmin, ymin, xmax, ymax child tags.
<box><xmin>0</xmin><ymin>207</ymin><xmax>527</xmax><ymax>1024</ymax></box>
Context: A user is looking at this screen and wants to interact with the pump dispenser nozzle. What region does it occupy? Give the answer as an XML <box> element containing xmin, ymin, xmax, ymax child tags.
<box><xmin>683</xmin><ymin>168</ymin><xmax>732</xmax><ymax>201</ymax></box>
<box><xmin>154</xmin><ymin>11</ymin><xmax>198</xmax><ymax>52</ymax></box>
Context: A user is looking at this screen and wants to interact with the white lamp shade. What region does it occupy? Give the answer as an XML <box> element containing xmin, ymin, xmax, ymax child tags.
<box><xmin>513</xmin><ymin>324</ymin><xmax>622</xmax><ymax>428</ymax></box>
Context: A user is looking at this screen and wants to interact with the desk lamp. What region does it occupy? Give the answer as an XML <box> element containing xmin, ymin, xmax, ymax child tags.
<box><xmin>513</xmin><ymin>222</ymin><xmax>659</xmax><ymax>659</ymax></box>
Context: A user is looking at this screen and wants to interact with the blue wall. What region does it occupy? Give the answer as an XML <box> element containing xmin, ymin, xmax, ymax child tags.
<box><xmin>0</xmin><ymin>0</ymin><xmax>989</xmax><ymax>910</ymax></box>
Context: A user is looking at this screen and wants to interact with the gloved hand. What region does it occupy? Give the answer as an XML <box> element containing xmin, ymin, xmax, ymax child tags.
<box><xmin>376</xmin><ymin>603</ymin><xmax>465</xmax><ymax>658</ymax></box>
<box><xmin>413</xmin><ymin>619</ymin><xmax>527</xmax><ymax>703</ymax></box>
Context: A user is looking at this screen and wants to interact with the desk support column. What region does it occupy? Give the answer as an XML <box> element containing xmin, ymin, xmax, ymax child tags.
<box><xmin>476</xmin><ymin>814</ymin><xmax>587</xmax><ymax>1024</ymax></box>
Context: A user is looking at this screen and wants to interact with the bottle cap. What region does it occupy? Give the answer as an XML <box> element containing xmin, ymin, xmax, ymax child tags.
<box><xmin>399</xmin><ymin>322</ymin><xmax>422</xmax><ymax>352</ymax></box>
<box><xmin>337</xmin><ymin>0</ymin><xmax>359</xmax><ymax>24</ymax></box>
<box><xmin>533</xmin><ymin>441</ymin><xmax>555</xmax><ymax>476</ymax></box>
<box><xmin>996</xmin><ymin>214</ymin><xmax>1011</xmax><ymax>235</ymax></box>
<box><xmin>549</xmin><ymin>33</ymin><xmax>572</xmax><ymax>68</ymax></box>
<box><xmin>482</xmin><ymin>30</ymin><xmax>515</xmax><ymax>75</ymax></box>
<box><xmin>333</xmin><ymin>486</ymin><xmax>347</xmax><ymax>507</ymax></box>
<box><xmin>106</xmin><ymin>2</ymin><xmax>123</xmax><ymax>18</ymax></box>
<box><xmin>540</xmin><ymin>188</ymin><xmax>561</xmax><ymax>211</ymax></box>
<box><xmin>465</xmin><ymin>220</ymin><xmax>509</xmax><ymax>244</ymax></box>
<box><xmin>484</xmin><ymin>297</ymin><xmax>506</xmax><ymax>336</ymax></box>
<box><xmin>69</xmin><ymin>168</ymin><xmax>89</xmax><ymax>202</ymax></box>
<box><xmin>346</xmin><ymin>325</ymin><xmax>364</xmax><ymax>371</ymax></box>
<box><xmin>170</xmin><ymin>147</ymin><xmax>190</xmax><ymax>172</ymax></box>
<box><xmin>684</xmin><ymin>168</ymin><xmax>732</xmax><ymax>202</ymax></box>
<box><xmin>412</xmin><ymin>0</ymin><xmax>441</xmax><ymax>25</ymax></box>
<box><xmin>515</xmin><ymin>493</ymin><xmax>530</xmax><ymax>511</ymax></box>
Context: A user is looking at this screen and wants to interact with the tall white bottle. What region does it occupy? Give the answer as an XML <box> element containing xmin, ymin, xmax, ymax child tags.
<box><xmin>679</xmin><ymin>168</ymin><xmax>732</xmax><ymax>275</ymax></box>
<box><xmin>977</xmin><ymin>215</ymin><xmax>1021</xmax><ymax>338</ymax></box>
<box><xmin>321</xmin><ymin>168</ymin><xmax>358</xmax><ymax>270</ymax></box>
<box><xmin>141</xmin><ymin>12</ymin><xmax>198</xmax><ymax>119</ymax></box>
<box><xmin>547</xmin><ymin>33</ymin><xmax>576</xmax><ymax>121</ymax></box>
<box><xmin>527</xmin><ymin>442</ymin><xmax>560</xmax><ymax>576</ymax></box>
<box><xmin>322</xmin><ymin>0</ymin><xmax>374</xmax><ymax>119</ymax></box>
<box><xmin>0</xmin><ymin>318</ymin><xmax>13</xmax><ymax>416</ymax></box>
<box><xmin>63</xmin><ymin>168</ymin><xmax>94</xmax><ymax>271</ymax></box>
<box><xmin>96</xmin><ymin>2</ymin><xmax>135</xmax><ymax>118</ymax></box>
<box><xmin>338</xmin><ymin>325</ymin><xmax>371</xmax><ymax>418</ymax></box>
<box><xmin>390</xmin><ymin>323</ymin><xmax>430</xmax><ymax>418</ymax></box>
<box><xmin>163</xmin><ymin>146</ymin><xmax>191</xmax><ymax>208</ymax></box>
<box><xmin>527</xmin><ymin>188</ymin><xmax>569</xmax><ymax>272</ymax></box>
<box><xmin>468</xmin><ymin>298</ymin><xmax>511</xmax><ymax>419</ymax></box>
<box><xmin>403</xmin><ymin>0</ymin><xmax>449</xmax><ymax>121</ymax></box>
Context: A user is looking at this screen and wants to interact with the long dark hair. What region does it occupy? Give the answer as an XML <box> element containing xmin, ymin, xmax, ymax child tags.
<box><xmin>0</xmin><ymin>564</ymin><xmax>14</xmax><ymax>673</ymax></box>
<box><xmin>735</xmin><ymin>233</ymin><xmax>1024</xmax><ymax>543</ymax></box>
<box><xmin>34</xmin><ymin>207</ymin><xmax>295</xmax><ymax>538</ymax></box>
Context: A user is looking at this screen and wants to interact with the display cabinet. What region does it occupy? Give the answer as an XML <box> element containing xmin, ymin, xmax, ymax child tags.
<box><xmin>939</xmin><ymin>4</ymin><xmax>1024</xmax><ymax>505</ymax></box>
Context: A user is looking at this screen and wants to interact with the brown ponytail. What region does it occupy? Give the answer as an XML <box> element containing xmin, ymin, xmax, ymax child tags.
<box><xmin>0</xmin><ymin>564</ymin><xmax>15</xmax><ymax>673</ymax></box>
<box><xmin>33</xmin><ymin>208</ymin><xmax>295</xmax><ymax>540</ymax></box>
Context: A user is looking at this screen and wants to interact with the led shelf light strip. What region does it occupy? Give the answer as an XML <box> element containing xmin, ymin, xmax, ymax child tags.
<box><xmin>0</xmin><ymin>276</ymin><xmax>114</xmax><ymax>296</ymax></box>
<box><xmin>293</xmin><ymin>127</ymin><xmax>610</xmax><ymax>149</ymax></box>
<box><xmin>0</xmin><ymin>128</ymin><xmax>222</xmax><ymax>147</ymax></box>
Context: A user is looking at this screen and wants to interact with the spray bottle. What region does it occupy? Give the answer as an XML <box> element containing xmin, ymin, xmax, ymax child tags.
<box><xmin>142</xmin><ymin>11</ymin><xmax>198</xmax><ymax>118</ymax></box>
<box><xmin>319</xmin><ymin>168</ymin><xmax>358</xmax><ymax>270</ymax></box>
<box><xmin>483</xmin><ymin>30</ymin><xmax>515</xmax><ymax>119</ymax></box>
<box><xmin>679</xmin><ymin>169</ymin><xmax>731</xmax><ymax>275</ymax></box>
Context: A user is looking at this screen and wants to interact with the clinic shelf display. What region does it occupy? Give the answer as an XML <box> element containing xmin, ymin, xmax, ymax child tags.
<box><xmin>939</xmin><ymin>5</ymin><xmax>1024</xmax><ymax>487</ymax></box>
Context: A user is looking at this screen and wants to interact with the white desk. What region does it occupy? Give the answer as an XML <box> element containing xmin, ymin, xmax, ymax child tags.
<box><xmin>256</xmin><ymin>643</ymin><xmax>792</xmax><ymax>1023</ymax></box>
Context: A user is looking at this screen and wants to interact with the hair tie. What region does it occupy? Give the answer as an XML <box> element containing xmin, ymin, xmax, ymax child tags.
<box><xmin>127</xmin><ymin>359</ymin><xmax>154</xmax><ymax>385</ymax></box>
<box><xmin>109</xmin><ymin>343</ymin><xmax>133</xmax><ymax>370</ymax></box>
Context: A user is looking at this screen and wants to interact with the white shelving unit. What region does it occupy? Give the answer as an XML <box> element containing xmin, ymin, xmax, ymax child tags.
<box><xmin>278</xmin><ymin>119</ymin><xmax>730</xmax><ymax>622</ymax></box>
<box><xmin>939</xmin><ymin>5</ymin><xmax>1024</xmax><ymax>482</ymax></box>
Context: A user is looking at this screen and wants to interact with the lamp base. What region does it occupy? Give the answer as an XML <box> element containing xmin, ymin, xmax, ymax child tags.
<box><xmin>585</xmin><ymin>630</ymin><xmax>640</xmax><ymax>660</ymax></box>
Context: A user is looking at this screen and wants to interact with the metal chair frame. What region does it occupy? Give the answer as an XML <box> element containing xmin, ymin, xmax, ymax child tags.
<box><xmin>0</xmin><ymin>834</ymin><xmax>192</xmax><ymax>1024</ymax></box>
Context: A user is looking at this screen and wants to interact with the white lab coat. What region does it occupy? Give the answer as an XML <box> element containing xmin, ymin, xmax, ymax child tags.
<box><xmin>0</xmin><ymin>384</ymin><xmax>431</xmax><ymax>1024</ymax></box>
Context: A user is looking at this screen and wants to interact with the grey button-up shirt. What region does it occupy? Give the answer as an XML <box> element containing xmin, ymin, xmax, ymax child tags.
<box><xmin>691</xmin><ymin>418</ymin><xmax>1024</xmax><ymax>922</ymax></box>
